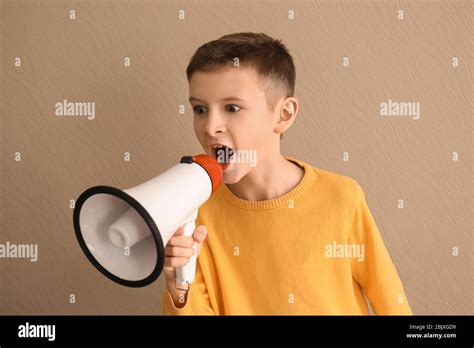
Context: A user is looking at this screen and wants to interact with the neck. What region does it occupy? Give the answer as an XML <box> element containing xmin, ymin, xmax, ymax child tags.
<box><xmin>226</xmin><ymin>153</ymin><xmax>304</xmax><ymax>201</ymax></box>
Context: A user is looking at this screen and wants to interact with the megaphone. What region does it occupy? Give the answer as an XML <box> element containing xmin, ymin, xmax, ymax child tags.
<box><xmin>73</xmin><ymin>154</ymin><xmax>222</xmax><ymax>288</ymax></box>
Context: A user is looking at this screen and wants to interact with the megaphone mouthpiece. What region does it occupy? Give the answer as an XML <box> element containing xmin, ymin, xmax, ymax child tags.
<box><xmin>181</xmin><ymin>154</ymin><xmax>223</xmax><ymax>193</ymax></box>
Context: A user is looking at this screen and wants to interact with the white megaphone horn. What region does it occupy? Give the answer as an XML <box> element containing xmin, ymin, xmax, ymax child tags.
<box><xmin>73</xmin><ymin>154</ymin><xmax>222</xmax><ymax>288</ymax></box>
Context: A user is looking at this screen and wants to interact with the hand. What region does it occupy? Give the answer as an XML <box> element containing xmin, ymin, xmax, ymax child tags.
<box><xmin>163</xmin><ymin>225</ymin><xmax>208</xmax><ymax>282</ymax></box>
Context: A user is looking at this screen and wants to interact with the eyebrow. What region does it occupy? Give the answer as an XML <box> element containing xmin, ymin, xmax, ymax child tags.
<box><xmin>189</xmin><ymin>96</ymin><xmax>246</xmax><ymax>103</ymax></box>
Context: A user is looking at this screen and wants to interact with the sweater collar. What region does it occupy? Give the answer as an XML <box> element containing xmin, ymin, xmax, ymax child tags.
<box><xmin>217</xmin><ymin>157</ymin><xmax>317</xmax><ymax>210</ymax></box>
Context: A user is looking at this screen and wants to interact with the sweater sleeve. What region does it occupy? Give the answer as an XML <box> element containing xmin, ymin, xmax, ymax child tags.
<box><xmin>348</xmin><ymin>184</ymin><xmax>412</xmax><ymax>315</ymax></box>
<box><xmin>162</xmin><ymin>240</ymin><xmax>216</xmax><ymax>315</ymax></box>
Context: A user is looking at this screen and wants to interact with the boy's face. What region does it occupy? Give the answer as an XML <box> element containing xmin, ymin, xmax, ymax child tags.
<box><xmin>189</xmin><ymin>66</ymin><xmax>282</xmax><ymax>184</ymax></box>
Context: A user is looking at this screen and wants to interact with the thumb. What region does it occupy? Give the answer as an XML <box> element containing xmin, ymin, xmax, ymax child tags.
<box><xmin>192</xmin><ymin>225</ymin><xmax>207</xmax><ymax>256</ymax></box>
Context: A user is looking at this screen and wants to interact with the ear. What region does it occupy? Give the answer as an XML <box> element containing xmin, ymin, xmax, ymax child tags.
<box><xmin>274</xmin><ymin>97</ymin><xmax>298</xmax><ymax>136</ymax></box>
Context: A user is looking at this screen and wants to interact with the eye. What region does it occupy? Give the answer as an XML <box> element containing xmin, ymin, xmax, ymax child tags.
<box><xmin>193</xmin><ymin>105</ymin><xmax>207</xmax><ymax>115</ymax></box>
<box><xmin>226</xmin><ymin>104</ymin><xmax>241</xmax><ymax>113</ymax></box>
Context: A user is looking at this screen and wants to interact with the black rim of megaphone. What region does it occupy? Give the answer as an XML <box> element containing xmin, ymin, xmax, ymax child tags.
<box><xmin>73</xmin><ymin>185</ymin><xmax>165</xmax><ymax>288</ymax></box>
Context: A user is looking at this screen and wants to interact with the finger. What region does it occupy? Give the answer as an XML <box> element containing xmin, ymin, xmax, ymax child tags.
<box><xmin>164</xmin><ymin>256</ymin><xmax>190</xmax><ymax>268</ymax></box>
<box><xmin>192</xmin><ymin>225</ymin><xmax>208</xmax><ymax>243</ymax></box>
<box><xmin>163</xmin><ymin>265</ymin><xmax>175</xmax><ymax>273</ymax></box>
<box><xmin>165</xmin><ymin>245</ymin><xmax>195</xmax><ymax>258</ymax></box>
<box><xmin>174</xmin><ymin>227</ymin><xmax>185</xmax><ymax>236</ymax></box>
<box><xmin>167</xmin><ymin>235</ymin><xmax>194</xmax><ymax>248</ymax></box>
<box><xmin>163</xmin><ymin>266</ymin><xmax>176</xmax><ymax>279</ymax></box>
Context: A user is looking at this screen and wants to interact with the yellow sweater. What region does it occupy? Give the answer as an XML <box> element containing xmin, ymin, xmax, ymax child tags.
<box><xmin>162</xmin><ymin>157</ymin><xmax>412</xmax><ymax>315</ymax></box>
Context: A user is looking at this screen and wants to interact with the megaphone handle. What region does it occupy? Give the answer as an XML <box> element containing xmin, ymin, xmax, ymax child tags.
<box><xmin>175</xmin><ymin>220</ymin><xmax>198</xmax><ymax>290</ymax></box>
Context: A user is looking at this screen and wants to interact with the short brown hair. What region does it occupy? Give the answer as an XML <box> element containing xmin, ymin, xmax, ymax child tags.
<box><xmin>186</xmin><ymin>32</ymin><xmax>296</xmax><ymax>113</ymax></box>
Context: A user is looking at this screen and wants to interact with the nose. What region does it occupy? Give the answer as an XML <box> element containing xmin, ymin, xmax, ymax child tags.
<box><xmin>202</xmin><ymin>110</ymin><xmax>226</xmax><ymax>136</ymax></box>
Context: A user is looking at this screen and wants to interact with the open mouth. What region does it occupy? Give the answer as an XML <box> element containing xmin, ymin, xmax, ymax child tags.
<box><xmin>211</xmin><ymin>144</ymin><xmax>235</xmax><ymax>168</ymax></box>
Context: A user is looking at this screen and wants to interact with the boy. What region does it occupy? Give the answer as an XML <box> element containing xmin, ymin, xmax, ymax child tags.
<box><xmin>162</xmin><ymin>32</ymin><xmax>412</xmax><ymax>315</ymax></box>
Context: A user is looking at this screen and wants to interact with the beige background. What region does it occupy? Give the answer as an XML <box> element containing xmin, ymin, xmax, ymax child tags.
<box><xmin>1</xmin><ymin>0</ymin><xmax>472</xmax><ymax>315</ymax></box>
